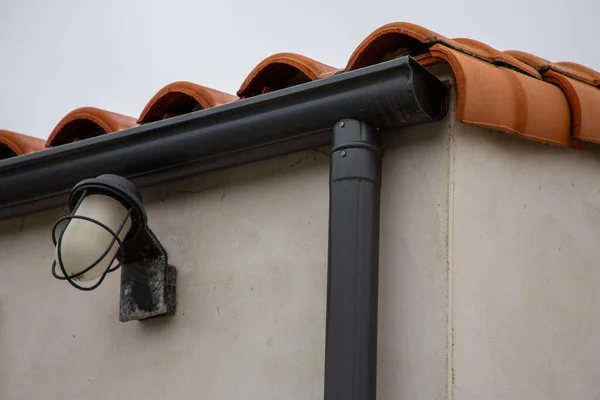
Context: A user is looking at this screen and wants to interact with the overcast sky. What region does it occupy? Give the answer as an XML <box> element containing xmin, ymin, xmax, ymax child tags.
<box><xmin>1</xmin><ymin>0</ymin><xmax>598</xmax><ymax>139</ymax></box>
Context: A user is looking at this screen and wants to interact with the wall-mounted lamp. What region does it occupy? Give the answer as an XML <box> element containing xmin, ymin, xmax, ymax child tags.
<box><xmin>51</xmin><ymin>174</ymin><xmax>177</xmax><ymax>322</ymax></box>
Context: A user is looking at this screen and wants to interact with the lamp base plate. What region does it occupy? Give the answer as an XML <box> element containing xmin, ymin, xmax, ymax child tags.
<box><xmin>118</xmin><ymin>227</ymin><xmax>177</xmax><ymax>322</ymax></box>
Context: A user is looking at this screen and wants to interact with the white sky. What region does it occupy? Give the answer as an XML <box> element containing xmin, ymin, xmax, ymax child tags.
<box><xmin>1</xmin><ymin>0</ymin><xmax>598</xmax><ymax>139</ymax></box>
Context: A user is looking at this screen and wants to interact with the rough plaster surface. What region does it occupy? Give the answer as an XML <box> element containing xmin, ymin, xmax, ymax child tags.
<box><xmin>0</xmin><ymin>114</ymin><xmax>451</xmax><ymax>399</ymax></box>
<box><xmin>378</xmin><ymin>120</ymin><xmax>451</xmax><ymax>400</ymax></box>
<box><xmin>4</xmin><ymin>73</ymin><xmax>599</xmax><ymax>399</ymax></box>
<box><xmin>452</xmin><ymin>125</ymin><xmax>600</xmax><ymax>399</ymax></box>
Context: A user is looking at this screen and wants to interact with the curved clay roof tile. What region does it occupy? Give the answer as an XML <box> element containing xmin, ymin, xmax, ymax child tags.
<box><xmin>429</xmin><ymin>44</ymin><xmax>573</xmax><ymax>147</ymax></box>
<box><xmin>46</xmin><ymin>107</ymin><xmax>137</xmax><ymax>147</ymax></box>
<box><xmin>138</xmin><ymin>81</ymin><xmax>238</xmax><ymax>123</ymax></box>
<box><xmin>553</xmin><ymin>62</ymin><xmax>600</xmax><ymax>87</ymax></box>
<box><xmin>503</xmin><ymin>50</ymin><xmax>553</xmax><ymax>72</ymax></box>
<box><xmin>346</xmin><ymin>23</ymin><xmax>540</xmax><ymax>79</ymax></box>
<box><xmin>506</xmin><ymin>50</ymin><xmax>600</xmax><ymax>86</ymax></box>
<box><xmin>449</xmin><ymin>38</ymin><xmax>540</xmax><ymax>79</ymax></box>
<box><xmin>237</xmin><ymin>52</ymin><xmax>339</xmax><ymax>98</ymax></box>
<box><xmin>543</xmin><ymin>71</ymin><xmax>600</xmax><ymax>144</ymax></box>
<box><xmin>346</xmin><ymin>22</ymin><xmax>450</xmax><ymax>71</ymax></box>
<box><xmin>0</xmin><ymin>130</ymin><xmax>45</xmax><ymax>159</ymax></box>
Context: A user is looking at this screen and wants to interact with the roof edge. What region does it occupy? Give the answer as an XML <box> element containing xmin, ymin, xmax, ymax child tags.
<box><xmin>0</xmin><ymin>56</ymin><xmax>447</xmax><ymax>220</ymax></box>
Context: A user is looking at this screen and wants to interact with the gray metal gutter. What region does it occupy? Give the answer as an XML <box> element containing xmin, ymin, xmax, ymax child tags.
<box><xmin>0</xmin><ymin>56</ymin><xmax>447</xmax><ymax>220</ymax></box>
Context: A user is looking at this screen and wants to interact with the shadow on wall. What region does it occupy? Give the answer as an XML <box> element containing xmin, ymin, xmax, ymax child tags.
<box><xmin>141</xmin><ymin>149</ymin><xmax>330</xmax><ymax>206</ymax></box>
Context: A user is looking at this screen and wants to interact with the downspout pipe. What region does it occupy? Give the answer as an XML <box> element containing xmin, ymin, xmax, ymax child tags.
<box><xmin>325</xmin><ymin>119</ymin><xmax>382</xmax><ymax>400</ymax></box>
<box><xmin>0</xmin><ymin>56</ymin><xmax>447</xmax><ymax>220</ymax></box>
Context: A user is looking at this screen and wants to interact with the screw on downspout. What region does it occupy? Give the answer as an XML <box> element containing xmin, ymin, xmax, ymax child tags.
<box><xmin>340</xmin><ymin>151</ymin><xmax>346</xmax><ymax>157</ymax></box>
<box><xmin>339</xmin><ymin>121</ymin><xmax>345</xmax><ymax>127</ymax></box>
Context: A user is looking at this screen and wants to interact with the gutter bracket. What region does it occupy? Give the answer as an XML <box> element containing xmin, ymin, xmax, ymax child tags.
<box><xmin>324</xmin><ymin>119</ymin><xmax>382</xmax><ymax>400</ymax></box>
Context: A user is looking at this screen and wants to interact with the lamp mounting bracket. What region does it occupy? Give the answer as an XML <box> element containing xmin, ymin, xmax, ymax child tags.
<box><xmin>118</xmin><ymin>225</ymin><xmax>177</xmax><ymax>322</ymax></box>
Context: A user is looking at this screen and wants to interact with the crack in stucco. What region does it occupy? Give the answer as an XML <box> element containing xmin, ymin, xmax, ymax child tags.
<box><xmin>446</xmin><ymin>76</ymin><xmax>457</xmax><ymax>400</ymax></box>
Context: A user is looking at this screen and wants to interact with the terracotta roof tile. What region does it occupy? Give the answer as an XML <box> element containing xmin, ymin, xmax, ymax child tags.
<box><xmin>0</xmin><ymin>130</ymin><xmax>45</xmax><ymax>159</ymax></box>
<box><xmin>237</xmin><ymin>52</ymin><xmax>339</xmax><ymax>98</ymax></box>
<box><xmin>543</xmin><ymin>71</ymin><xmax>600</xmax><ymax>144</ymax></box>
<box><xmin>506</xmin><ymin>50</ymin><xmax>600</xmax><ymax>86</ymax></box>
<box><xmin>429</xmin><ymin>45</ymin><xmax>573</xmax><ymax>147</ymax></box>
<box><xmin>449</xmin><ymin>38</ymin><xmax>541</xmax><ymax>79</ymax></box>
<box><xmin>46</xmin><ymin>107</ymin><xmax>137</xmax><ymax>147</ymax></box>
<box><xmin>503</xmin><ymin>50</ymin><xmax>553</xmax><ymax>71</ymax></box>
<box><xmin>346</xmin><ymin>23</ymin><xmax>540</xmax><ymax>79</ymax></box>
<box><xmin>553</xmin><ymin>62</ymin><xmax>600</xmax><ymax>86</ymax></box>
<box><xmin>2</xmin><ymin>21</ymin><xmax>600</xmax><ymax>160</ymax></box>
<box><xmin>139</xmin><ymin>81</ymin><xmax>238</xmax><ymax>123</ymax></box>
<box><xmin>412</xmin><ymin>52</ymin><xmax>445</xmax><ymax>67</ymax></box>
<box><xmin>346</xmin><ymin>22</ymin><xmax>449</xmax><ymax>71</ymax></box>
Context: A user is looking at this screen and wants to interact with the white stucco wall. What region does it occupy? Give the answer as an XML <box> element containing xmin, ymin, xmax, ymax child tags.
<box><xmin>451</xmin><ymin>124</ymin><xmax>600</xmax><ymax>399</ymax></box>
<box><xmin>0</xmin><ymin>111</ymin><xmax>452</xmax><ymax>399</ymax></box>
<box><xmin>9</xmin><ymin>76</ymin><xmax>597</xmax><ymax>400</ymax></box>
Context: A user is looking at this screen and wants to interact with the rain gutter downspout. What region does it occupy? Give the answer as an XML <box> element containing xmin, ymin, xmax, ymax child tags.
<box><xmin>325</xmin><ymin>119</ymin><xmax>383</xmax><ymax>400</ymax></box>
<box><xmin>0</xmin><ymin>56</ymin><xmax>448</xmax><ymax>400</ymax></box>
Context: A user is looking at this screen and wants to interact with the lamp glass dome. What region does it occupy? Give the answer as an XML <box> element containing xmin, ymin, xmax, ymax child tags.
<box><xmin>56</xmin><ymin>194</ymin><xmax>132</xmax><ymax>281</ymax></box>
